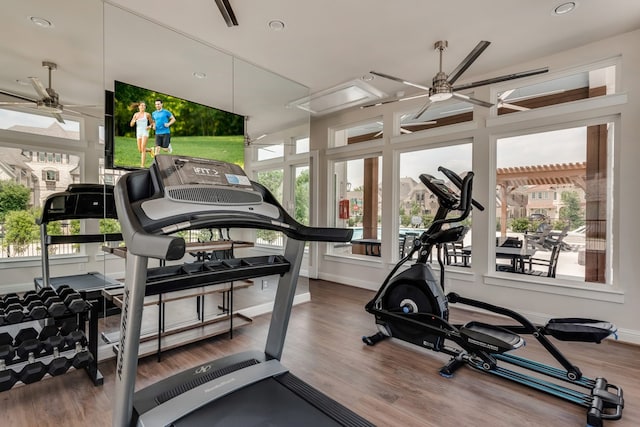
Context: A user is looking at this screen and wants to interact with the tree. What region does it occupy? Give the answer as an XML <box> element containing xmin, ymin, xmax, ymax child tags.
<box><xmin>294</xmin><ymin>169</ymin><xmax>310</xmax><ymax>225</ymax></box>
<box><xmin>256</xmin><ymin>170</ymin><xmax>284</xmax><ymax>244</ymax></box>
<box><xmin>559</xmin><ymin>191</ymin><xmax>584</xmax><ymax>229</ymax></box>
<box><xmin>0</xmin><ymin>180</ymin><xmax>31</xmax><ymax>222</ymax></box>
<box><xmin>3</xmin><ymin>210</ymin><xmax>38</xmax><ymax>256</ymax></box>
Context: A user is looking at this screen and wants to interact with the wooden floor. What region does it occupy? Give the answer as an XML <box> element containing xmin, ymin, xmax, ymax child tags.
<box><xmin>0</xmin><ymin>279</ymin><xmax>637</xmax><ymax>427</ymax></box>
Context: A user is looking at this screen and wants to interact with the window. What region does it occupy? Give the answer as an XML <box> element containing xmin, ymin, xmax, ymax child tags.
<box><xmin>399</xmin><ymin>143</ymin><xmax>473</xmax><ymax>263</ymax></box>
<box><xmin>399</xmin><ymin>100</ymin><xmax>474</xmax><ymax>132</ymax></box>
<box><xmin>257</xmin><ymin>143</ymin><xmax>284</xmax><ymax>161</ymax></box>
<box><xmin>496</xmin><ymin>65</ymin><xmax>615</xmax><ymax>115</ymax></box>
<box><xmin>330</xmin><ymin>156</ymin><xmax>382</xmax><ymax>257</ymax></box>
<box><xmin>295</xmin><ymin>137</ymin><xmax>309</xmax><ymax>154</ymax></box>
<box><xmin>43</xmin><ymin>169</ymin><xmax>59</xmax><ymax>182</ymax></box>
<box><xmin>332</xmin><ymin>118</ymin><xmax>383</xmax><ymax>147</ymax></box>
<box><xmin>293</xmin><ymin>166</ymin><xmax>309</xmax><ymax>226</ymax></box>
<box><xmin>0</xmin><ymin>109</ymin><xmax>80</xmax><ymax>140</ymax></box>
<box><xmin>495</xmin><ymin>124</ymin><xmax>612</xmax><ymax>284</ymax></box>
<box><xmin>254</xmin><ymin>168</ymin><xmax>284</xmax><ymax>247</ymax></box>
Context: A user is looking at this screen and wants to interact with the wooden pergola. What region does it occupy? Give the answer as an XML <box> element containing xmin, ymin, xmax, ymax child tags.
<box><xmin>496</xmin><ymin>162</ymin><xmax>587</xmax><ymax>236</ymax></box>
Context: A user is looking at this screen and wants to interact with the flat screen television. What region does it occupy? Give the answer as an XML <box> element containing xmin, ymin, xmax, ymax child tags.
<box><xmin>104</xmin><ymin>80</ymin><xmax>245</xmax><ymax>170</ymax></box>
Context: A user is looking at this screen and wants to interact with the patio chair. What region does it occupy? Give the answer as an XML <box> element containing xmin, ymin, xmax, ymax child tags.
<box><xmin>522</xmin><ymin>241</ymin><xmax>562</xmax><ymax>278</ymax></box>
<box><xmin>444</xmin><ymin>241</ymin><xmax>471</xmax><ymax>267</ymax></box>
<box><xmin>524</xmin><ymin>223</ymin><xmax>551</xmax><ymax>250</ymax></box>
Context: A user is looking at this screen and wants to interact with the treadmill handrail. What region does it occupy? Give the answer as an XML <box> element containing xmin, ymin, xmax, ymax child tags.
<box><xmin>115</xmin><ymin>170</ymin><xmax>185</xmax><ymax>260</ymax></box>
<box><xmin>114</xmin><ymin>169</ymin><xmax>353</xmax><ymax>260</ymax></box>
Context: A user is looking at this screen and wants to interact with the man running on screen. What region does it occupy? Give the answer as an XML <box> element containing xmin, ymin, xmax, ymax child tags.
<box><xmin>152</xmin><ymin>99</ymin><xmax>176</xmax><ymax>156</ymax></box>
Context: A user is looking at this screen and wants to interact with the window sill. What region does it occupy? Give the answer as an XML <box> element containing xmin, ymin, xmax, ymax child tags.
<box><xmin>0</xmin><ymin>254</ymin><xmax>90</xmax><ymax>269</ymax></box>
<box><xmin>483</xmin><ymin>273</ymin><xmax>624</xmax><ymax>304</ymax></box>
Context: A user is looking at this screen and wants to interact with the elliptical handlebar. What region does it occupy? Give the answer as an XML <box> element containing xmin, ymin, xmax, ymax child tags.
<box><xmin>437</xmin><ymin>166</ymin><xmax>485</xmax><ymax>212</ymax></box>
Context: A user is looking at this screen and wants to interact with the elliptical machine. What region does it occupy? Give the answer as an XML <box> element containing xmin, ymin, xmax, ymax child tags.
<box><xmin>363</xmin><ymin>167</ymin><xmax>624</xmax><ymax>427</ymax></box>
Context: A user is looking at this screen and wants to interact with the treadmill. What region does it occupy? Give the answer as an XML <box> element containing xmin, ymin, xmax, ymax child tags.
<box><xmin>112</xmin><ymin>155</ymin><xmax>373</xmax><ymax>427</ymax></box>
<box><xmin>35</xmin><ymin>184</ymin><xmax>123</xmax><ymax>315</ymax></box>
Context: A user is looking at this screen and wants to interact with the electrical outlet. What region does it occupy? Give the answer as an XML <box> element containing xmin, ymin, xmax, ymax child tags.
<box><xmin>261</xmin><ymin>279</ymin><xmax>268</xmax><ymax>290</ymax></box>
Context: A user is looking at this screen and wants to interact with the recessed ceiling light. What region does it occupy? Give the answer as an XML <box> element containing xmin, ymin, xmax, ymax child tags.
<box><xmin>553</xmin><ymin>2</ymin><xmax>577</xmax><ymax>15</ymax></box>
<box><xmin>268</xmin><ymin>20</ymin><xmax>285</xmax><ymax>31</ymax></box>
<box><xmin>361</xmin><ymin>74</ymin><xmax>374</xmax><ymax>82</ymax></box>
<box><xmin>192</xmin><ymin>71</ymin><xmax>207</xmax><ymax>79</ymax></box>
<box><xmin>29</xmin><ymin>16</ymin><xmax>52</xmax><ymax>28</ymax></box>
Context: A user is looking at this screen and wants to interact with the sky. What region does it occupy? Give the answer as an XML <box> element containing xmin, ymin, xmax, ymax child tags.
<box><xmin>0</xmin><ymin>109</ymin><xmax>80</xmax><ymax>132</ymax></box>
<box><xmin>346</xmin><ymin>126</ymin><xmax>588</xmax><ymax>187</ymax></box>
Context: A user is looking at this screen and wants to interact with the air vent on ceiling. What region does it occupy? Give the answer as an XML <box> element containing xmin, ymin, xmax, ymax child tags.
<box><xmin>288</xmin><ymin>79</ymin><xmax>386</xmax><ymax>116</ymax></box>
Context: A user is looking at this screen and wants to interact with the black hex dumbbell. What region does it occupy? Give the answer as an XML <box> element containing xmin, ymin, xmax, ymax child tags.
<box><xmin>43</xmin><ymin>295</ymin><xmax>67</xmax><ymax>318</ymax></box>
<box><xmin>0</xmin><ymin>302</ymin><xmax>24</xmax><ymax>324</ymax></box>
<box><xmin>0</xmin><ymin>332</ymin><xmax>17</xmax><ymax>391</ymax></box>
<box><xmin>0</xmin><ymin>332</ymin><xmax>15</xmax><ymax>365</ymax></box>
<box><xmin>14</xmin><ymin>328</ymin><xmax>42</xmax><ymax>360</ymax></box>
<box><xmin>1</xmin><ymin>294</ymin><xmax>20</xmax><ymax>306</ymax></box>
<box><xmin>41</xmin><ymin>329</ymin><xmax>70</xmax><ymax>376</ymax></box>
<box><xmin>19</xmin><ymin>354</ymin><xmax>47</xmax><ymax>384</ymax></box>
<box><xmin>58</xmin><ymin>287</ymin><xmax>89</xmax><ymax>314</ymax></box>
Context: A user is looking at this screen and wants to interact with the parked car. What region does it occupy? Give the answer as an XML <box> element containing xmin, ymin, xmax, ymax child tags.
<box><xmin>528</xmin><ymin>213</ymin><xmax>549</xmax><ymax>222</ymax></box>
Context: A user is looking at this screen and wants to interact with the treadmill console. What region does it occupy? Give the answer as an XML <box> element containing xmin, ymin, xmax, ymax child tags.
<box><xmin>154</xmin><ymin>156</ymin><xmax>262</xmax><ymax>206</ymax></box>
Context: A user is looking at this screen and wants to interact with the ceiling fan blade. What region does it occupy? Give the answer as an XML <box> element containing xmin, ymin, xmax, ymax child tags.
<box><xmin>360</xmin><ymin>91</ymin><xmax>430</xmax><ymax>109</ymax></box>
<box><xmin>452</xmin><ymin>67</ymin><xmax>549</xmax><ymax>92</ymax></box>
<box><xmin>0</xmin><ymin>89</ymin><xmax>37</xmax><ymax>103</ymax></box>
<box><xmin>447</xmin><ymin>41</ymin><xmax>491</xmax><ymax>85</ymax></box>
<box><xmin>64</xmin><ymin>107</ymin><xmax>103</xmax><ymax>119</ymax></box>
<box><xmin>452</xmin><ymin>92</ymin><xmax>493</xmax><ymax>108</ymax></box>
<box><xmin>360</xmin><ymin>97</ymin><xmax>402</xmax><ymax>109</ymax></box>
<box><xmin>370</xmin><ymin>71</ymin><xmax>431</xmax><ymax>91</ymax></box>
<box><xmin>498</xmin><ymin>89</ymin><xmax>516</xmax><ymax>102</ymax></box>
<box><xmin>499</xmin><ymin>102</ymin><xmax>529</xmax><ymax>112</ymax></box>
<box><xmin>29</xmin><ymin>77</ymin><xmax>51</xmax><ymax>100</ymax></box>
<box><xmin>413</xmin><ymin>99</ymin><xmax>433</xmax><ymax>120</ymax></box>
<box><xmin>0</xmin><ymin>101</ymin><xmax>34</xmax><ymax>106</ymax></box>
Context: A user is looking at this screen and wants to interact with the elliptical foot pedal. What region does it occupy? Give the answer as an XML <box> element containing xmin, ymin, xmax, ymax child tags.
<box><xmin>459</xmin><ymin>321</ymin><xmax>525</xmax><ymax>354</ymax></box>
<box><xmin>544</xmin><ymin>318</ymin><xmax>617</xmax><ymax>343</ymax></box>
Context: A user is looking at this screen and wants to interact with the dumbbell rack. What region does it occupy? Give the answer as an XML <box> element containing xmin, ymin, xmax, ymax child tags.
<box><xmin>0</xmin><ymin>287</ymin><xmax>103</xmax><ymax>392</ymax></box>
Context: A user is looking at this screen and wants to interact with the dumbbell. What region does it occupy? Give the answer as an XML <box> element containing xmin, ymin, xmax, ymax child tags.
<box><xmin>65</xmin><ymin>331</ymin><xmax>93</xmax><ymax>370</ymax></box>
<box><xmin>18</xmin><ymin>353</ymin><xmax>47</xmax><ymax>384</ymax></box>
<box><xmin>65</xmin><ymin>330</ymin><xmax>88</xmax><ymax>348</ymax></box>
<box><xmin>14</xmin><ymin>328</ymin><xmax>42</xmax><ymax>360</ymax></box>
<box><xmin>0</xmin><ymin>332</ymin><xmax>17</xmax><ymax>391</ymax></box>
<box><xmin>24</xmin><ymin>299</ymin><xmax>48</xmax><ymax>320</ymax></box>
<box><xmin>0</xmin><ymin>301</ymin><xmax>24</xmax><ymax>324</ymax></box>
<box><xmin>0</xmin><ymin>365</ymin><xmax>17</xmax><ymax>392</ymax></box>
<box><xmin>59</xmin><ymin>319</ymin><xmax>79</xmax><ymax>337</ymax></box>
<box><xmin>40</xmin><ymin>328</ymin><xmax>71</xmax><ymax>376</ymax></box>
<box><xmin>43</xmin><ymin>294</ymin><xmax>67</xmax><ymax>318</ymax></box>
<box><xmin>1</xmin><ymin>293</ymin><xmax>20</xmax><ymax>306</ymax></box>
<box><xmin>15</xmin><ymin>328</ymin><xmax>48</xmax><ymax>384</ymax></box>
<box><xmin>0</xmin><ymin>332</ymin><xmax>15</xmax><ymax>365</ymax></box>
<box><xmin>57</xmin><ymin>287</ymin><xmax>89</xmax><ymax>314</ymax></box>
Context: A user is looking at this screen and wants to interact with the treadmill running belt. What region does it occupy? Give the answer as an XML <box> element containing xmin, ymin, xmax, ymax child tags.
<box><xmin>171</xmin><ymin>374</ymin><xmax>372</xmax><ymax>427</ymax></box>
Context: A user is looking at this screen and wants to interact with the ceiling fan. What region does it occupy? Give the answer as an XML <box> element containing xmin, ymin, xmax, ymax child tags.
<box><xmin>373</xmin><ymin>116</ymin><xmax>437</xmax><ymax>137</ymax></box>
<box><xmin>365</xmin><ymin>40</ymin><xmax>548</xmax><ymax>119</ymax></box>
<box><xmin>496</xmin><ymin>89</ymin><xmax>529</xmax><ymax>112</ymax></box>
<box><xmin>0</xmin><ymin>61</ymin><xmax>95</xmax><ymax>124</ymax></box>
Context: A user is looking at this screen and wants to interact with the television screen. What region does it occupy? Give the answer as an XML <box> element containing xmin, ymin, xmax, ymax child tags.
<box><xmin>105</xmin><ymin>81</ymin><xmax>245</xmax><ymax>170</ymax></box>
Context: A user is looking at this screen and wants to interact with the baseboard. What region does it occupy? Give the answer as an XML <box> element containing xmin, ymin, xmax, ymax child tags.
<box><xmin>238</xmin><ymin>292</ymin><xmax>311</xmax><ymax>318</ymax></box>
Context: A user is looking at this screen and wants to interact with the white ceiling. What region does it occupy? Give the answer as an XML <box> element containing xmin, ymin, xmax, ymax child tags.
<box><xmin>1</xmin><ymin>0</ymin><xmax>640</xmax><ymax>135</ymax></box>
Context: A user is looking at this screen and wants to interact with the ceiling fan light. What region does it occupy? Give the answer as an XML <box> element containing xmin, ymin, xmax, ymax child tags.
<box><xmin>553</xmin><ymin>2</ymin><xmax>577</xmax><ymax>15</ymax></box>
<box><xmin>29</xmin><ymin>16</ymin><xmax>52</xmax><ymax>28</ymax></box>
<box><xmin>429</xmin><ymin>92</ymin><xmax>453</xmax><ymax>102</ymax></box>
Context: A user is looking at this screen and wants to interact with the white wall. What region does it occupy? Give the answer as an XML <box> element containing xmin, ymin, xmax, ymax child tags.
<box><xmin>311</xmin><ymin>29</ymin><xmax>640</xmax><ymax>344</ymax></box>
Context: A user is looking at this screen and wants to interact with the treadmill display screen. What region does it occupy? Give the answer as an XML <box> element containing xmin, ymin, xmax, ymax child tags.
<box><xmin>155</xmin><ymin>155</ymin><xmax>252</xmax><ymax>188</ymax></box>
